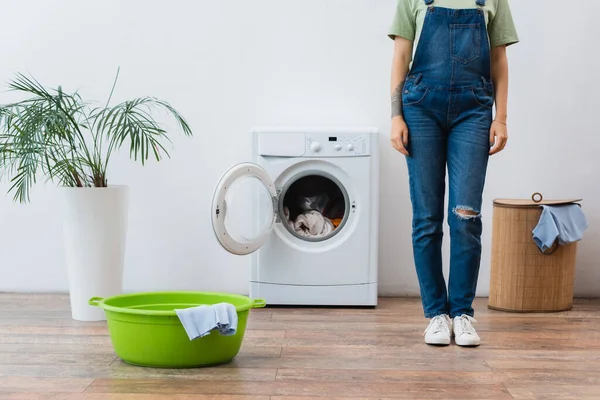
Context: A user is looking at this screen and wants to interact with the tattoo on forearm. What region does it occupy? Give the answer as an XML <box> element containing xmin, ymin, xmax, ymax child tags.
<box><xmin>391</xmin><ymin>81</ymin><xmax>404</xmax><ymax>118</ymax></box>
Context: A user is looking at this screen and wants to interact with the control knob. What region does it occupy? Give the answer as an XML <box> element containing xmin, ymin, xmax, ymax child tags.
<box><xmin>346</xmin><ymin>143</ymin><xmax>355</xmax><ymax>151</ymax></box>
<box><xmin>310</xmin><ymin>141</ymin><xmax>322</xmax><ymax>153</ymax></box>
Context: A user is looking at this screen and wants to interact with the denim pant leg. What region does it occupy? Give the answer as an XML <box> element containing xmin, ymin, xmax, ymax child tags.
<box><xmin>404</xmin><ymin>94</ymin><xmax>449</xmax><ymax>319</ymax></box>
<box><xmin>446</xmin><ymin>93</ymin><xmax>492</xmax><ymax>318</ymax></box>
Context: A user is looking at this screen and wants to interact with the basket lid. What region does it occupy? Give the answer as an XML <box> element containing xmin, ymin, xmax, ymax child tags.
<box><xmin>493</xmin><ymin>192</ymin><xmax>582</xmax><ymax>208</ymax></box>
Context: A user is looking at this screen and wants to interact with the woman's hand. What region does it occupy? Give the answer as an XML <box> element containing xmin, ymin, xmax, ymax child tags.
<box><xmin>489</xmin><ymin>120</ymin><xmax>507</xmax><ymax>155</ymax></box>
<box><xmin>490</xmin><ymin>45</ymin><xmax>509</xmax><ymax>156</ymax></box>
<box><xmin>391</xmin><ymin>116</ymin><xmax>409</xmax><ymax>156</ymax></box>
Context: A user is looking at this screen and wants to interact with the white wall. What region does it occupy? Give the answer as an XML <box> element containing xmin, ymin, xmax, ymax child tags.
<box><xmin>0</xmin><ymin>0</ymin><xmax>598</xmax><ymax>297</ymax></box>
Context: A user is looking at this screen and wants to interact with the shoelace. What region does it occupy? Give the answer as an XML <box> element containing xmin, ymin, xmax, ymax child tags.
<box><xmin>423</xmin><ymin>315</ymin><xmax>450</xmax><ymax>336</ymax></box>
<box><xmin>457</xmin><ymin>314</ymin><xmax>478</xmax><ymax>336</ymax></box>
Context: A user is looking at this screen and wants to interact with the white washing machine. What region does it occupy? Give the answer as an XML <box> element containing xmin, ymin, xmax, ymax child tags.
<box><xmin>212</xmin><ymin>127</ymin><xmax>379</xmax><ymax>306</ymax></box>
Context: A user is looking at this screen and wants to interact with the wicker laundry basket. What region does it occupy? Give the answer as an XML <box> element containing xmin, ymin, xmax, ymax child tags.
<box><xmin>488</xmin><ymin>193</ymin><xmax>582</xmax><ymax>313</ymax></box>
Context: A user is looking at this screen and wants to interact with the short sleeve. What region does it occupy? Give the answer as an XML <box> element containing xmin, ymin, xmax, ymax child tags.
<box><xmin>488</xmin><ymin>0</ymin><xmax>519</xmax><ymax>47</ymax></box>
<box><xmin>388</xmin><ymin>0</ymin><xmax>416</xmax><ymax>41</ymax></box>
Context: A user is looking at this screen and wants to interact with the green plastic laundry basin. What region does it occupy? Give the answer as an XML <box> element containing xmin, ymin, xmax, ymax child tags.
<box><xmin>89</xmin><ymin>291</ymin><xmax>266</xmax><ymax>368</ymax></box>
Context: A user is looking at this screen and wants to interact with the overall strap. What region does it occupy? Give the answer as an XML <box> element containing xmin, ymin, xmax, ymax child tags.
<box><xmin>424</xmin><ymin>0</ymin><xmax>434</xmax><ymax>5</ymax></box>
<box><xmin>476</xmin><ymin>0</ymin><xmax>486</xmax><ymax>6</ymax></box>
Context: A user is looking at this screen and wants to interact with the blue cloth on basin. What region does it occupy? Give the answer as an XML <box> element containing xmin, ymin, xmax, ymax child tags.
<box><xmin>532</xmin><ymin>204</ymin><xmax>588</xmax><ymax>252</ymax></box>
<box><xmin>174</xmin><ymin>303</ymin><xmax>238</xmax><ymax>340</ymax></box>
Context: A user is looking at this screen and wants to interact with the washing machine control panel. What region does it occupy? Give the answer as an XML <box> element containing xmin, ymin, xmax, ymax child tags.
<box><xmin>306</xmin><ymin>133</ymin><xmax>370</xmax><ymax>157</ymax></box>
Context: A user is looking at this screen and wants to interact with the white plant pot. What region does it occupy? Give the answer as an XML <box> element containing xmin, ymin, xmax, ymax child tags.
<box><xmin>61</xmin><ymin>185</ymin><xmax>129</xmax><ymax>321</ymax></box>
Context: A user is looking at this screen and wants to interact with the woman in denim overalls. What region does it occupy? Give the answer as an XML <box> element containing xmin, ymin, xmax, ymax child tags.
<box><xmin>389</xmin><ymin>0</ymin><xmax>519</xmax><ymax>346</ymax></box>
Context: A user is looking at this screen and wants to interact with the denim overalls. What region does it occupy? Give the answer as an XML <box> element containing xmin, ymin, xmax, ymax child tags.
<box><xmin>402</xmin><ymin>0</ymin><xmax>493</xmax><ymax>318</ymax></box>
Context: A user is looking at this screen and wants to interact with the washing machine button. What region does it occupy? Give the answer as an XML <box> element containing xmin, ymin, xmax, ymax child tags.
<box><xmin>334</xmin><ymin>144</ymin><xmax>342</xmax><ymax>151</ymax></box>
<box><xmin>346</xmin><ymin>143</ymin><xmax>354</xmax><ymax>151</ymax></box>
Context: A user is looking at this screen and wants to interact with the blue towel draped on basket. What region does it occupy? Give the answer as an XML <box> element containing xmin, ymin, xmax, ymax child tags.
<box><xmin>532</xmin><ymin>204</ymin><xmax>588</xmax><ymax>252</ymax></box>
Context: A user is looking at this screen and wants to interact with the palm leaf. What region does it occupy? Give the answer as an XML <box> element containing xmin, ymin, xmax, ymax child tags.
<box><xmin>93</xmin><ymin>96</ymin><xmax>190</xmax><ymax>169</ymax></box>
<box><xmin>0</xmin><ymin>71</ymin><xmax>192</xmax><ymax>202</ymax></box>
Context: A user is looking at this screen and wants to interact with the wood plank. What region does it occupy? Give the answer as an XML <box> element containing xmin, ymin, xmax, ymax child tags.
<box><xmin>237</xmin><ymin>346</ymin><xmax>281</xmax><ymax>358</ymax></box>
<box><xmin>481</xmin><ymin>330</ymin><xmax>600</xmax><ymax>341</ymax></box>
<box><xmin>0</xmin><ymin>319</ymin><xmax>108</xmax><ymax>328</ymax></box>
<box><xmin>500</xmin><ymin>371</ymin><xmax>600</xmax><ymax>385</ymax></box>
<box><xmin>0</xmin><ymin>364</ymin><xmax>276</xmax><ymax>381</ymax></box>
<box><xmin>249</xmin><ymin>316</ymin><xmax>588</xmax><ymax>333</ymax></box>
<box><xmin>247</xmin><ymin>310</ymin><xmax>272</xmax><ymax>321</ymax></box>
<box><xmin>573</xmin><ymin>298</ymin><xmax>600</xmax><ymax>306</ymax></box>
<box><xmin>85</xmin><ymin>379</ymin><xmax>512</xmax><ymax>398</ymax></box>
<box><xmin>565</xmin><ymin>312</ymin><xmax>600</xmax><ymax>319</ymax></box>
<box><xmin>247</xmin><ymin>320</ymin><xmax>416</xmax><ymax>333</ymax></box>
<box><xmin>281</xmin><ymin>346</ymin><xmax>600</xmax><ymax>361</ymax></box>
<box><xmin>506</xmin><ymin>384</ymin><xmax>600</xmax><ymax>400</ymax></box>
<box><xmin>270</xmin><ymin>309</ymin><xmax>427</xmax><ymax>321</ymax></box>
<box><xmin>476</xmin><ymin>333</ymin><xmax>600</xmax><ymax>350</ymax></box>
<box><xmin>275</xmin><ymin>368</ymin><xmax>501</xmax><ymax>384</ymax></box>
<box><xmin>0</xmin><ymin>301</ymin><xmax>72</xmax><ymax>311</ymax></box>
<box><xmin>227</xmin><ymin>356</ymin><xmax>491</xmax><ymax>371</ymax></box>
<box><xmin>279</xmin><ymin>346</ymin><xmax>484</xmax><ymax>360</ymax></box>
<box><xmin>0</xmin><ymin>352</ymin><xmax>116</xmax><ymax>366</ymax></box>
<box><xmin>283</xmin><ymin>329</ymin><xmax>424</xmax><ymax>342</ymax></box>
<box><xmin>0</xmin><ymin>310</ymin><xmax>76</xmax><ymax>319</ymax></box>
<box><xmin>268</xmin><ymin>309</ymin><xmax>593</xmax><ymax>323</ymax></box>
<box><xmin>242</xmin><ymin>330</ymin><xmax>285</xmax><ymax>338</ymax></box>
<box><xmin>565</xmin><ymin>318</ymin><xmax>600</xmax><ymax>330</ymax></box>
<box><xmin>0</xmin><ymin>377</ymin><xmax>92</xmax><ymax>392</ymax></box>
<box><xmin>281</xmin><ymin>346</ymin><xmax>433</xmax><ymax>359</ymax></box>
<box><xmin>0</xmin><ymin>343</ymin><xmax>116</xmax><ymax>355</ymax></box>
<box><xmin>0</xmin><ymin>326</ymin><xmax>109</xmax><ymax>336</ymax></box>
<box><xmin>270</xmin><ymin>398</ymin><xmax>507</xmax><ymax>400</ymax></box>
<box><xmin>2</xmin><ymin>395</ymin><xmax>269</xmax><ymax>400</ymax></box>
<box><xmin>0</xmin><ymin>334</ymin><xmax>112</xmax><ymax>345</ymax></box>
<box><xmin>487</xmin><ymin>359</ymin><xmax>600</xmax><ymax>372</ymax></box>
<box><xmin>475</xmin><ymin>317</ymin><xmax>596</xmax><ymax>331</ymax></box>
<box><xmin>270</xmin><ymin>397</ymin><xmax>378</xmax><ymax>400</ymax></box>
<box><xmin>241</xmin><ymin>336</ymin><xmax>425</xmax><ymax>349</ymax></box>
<box><xmin>271</xmin><ymin>397</ymin><xmax>519</xmax><ymax>400</ymax></box>
<box><xmin>480</xmin><ymin>349</ymin><xmax>600</xmax><ymax>362</ymax></box>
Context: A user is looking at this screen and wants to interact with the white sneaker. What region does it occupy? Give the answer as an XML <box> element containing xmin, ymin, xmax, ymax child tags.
<box><xmin>423</xmin><ymin>314</ymin><xmax>452</xmax><ymax>345</ymax></box>
<box><xmin>453</xmin><ymin>315</ymin><xmax>481</xmax><ymax>346</ymax></box>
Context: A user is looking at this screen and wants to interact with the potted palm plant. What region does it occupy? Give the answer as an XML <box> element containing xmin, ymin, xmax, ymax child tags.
<box><xmin>0</xmin><ymin>70</ymin><xmax>192</xmax><ymax>321</ymax></box>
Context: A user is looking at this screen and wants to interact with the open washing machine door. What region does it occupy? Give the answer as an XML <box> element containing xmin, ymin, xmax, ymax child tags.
<box><xmin>212</xmin><ymin>162</ymin><xmax>277</xmax><ymax>255</ymax></box>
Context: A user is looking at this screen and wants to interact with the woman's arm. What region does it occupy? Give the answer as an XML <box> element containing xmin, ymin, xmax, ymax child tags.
<box><xmin>390</xmin><ymin>37</ymin><xmax>413</xmax><ymax>156</ymax></box>
<box><xmin>489</xmin><ymin>45</ymin><xmax>509</xmax><ymax>155</ymax></box>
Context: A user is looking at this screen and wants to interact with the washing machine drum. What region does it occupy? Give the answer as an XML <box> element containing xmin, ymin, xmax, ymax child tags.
<box><xmin>283</xmin><ymin>175</ymin><xmax>346</xmax><ymax>221</ymax></box>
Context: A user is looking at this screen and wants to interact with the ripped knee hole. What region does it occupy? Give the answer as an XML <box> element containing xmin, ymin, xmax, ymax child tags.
<box><xmin>452</xmin><ymin>206</ymin><xmax>481</xmax><ymax>220</ymax></box>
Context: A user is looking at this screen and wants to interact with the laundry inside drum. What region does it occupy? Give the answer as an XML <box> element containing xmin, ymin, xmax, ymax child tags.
<box><xmin>280</xmin><ymin>174</ymin><xmax>349</xmax><ymax>241</ymax></box>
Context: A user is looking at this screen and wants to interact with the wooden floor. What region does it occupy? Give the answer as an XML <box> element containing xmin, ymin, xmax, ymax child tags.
<box><xmin>1</xmin><ymin>295</ymin><xmax>600</xmax><ymax>400</ymax></box>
